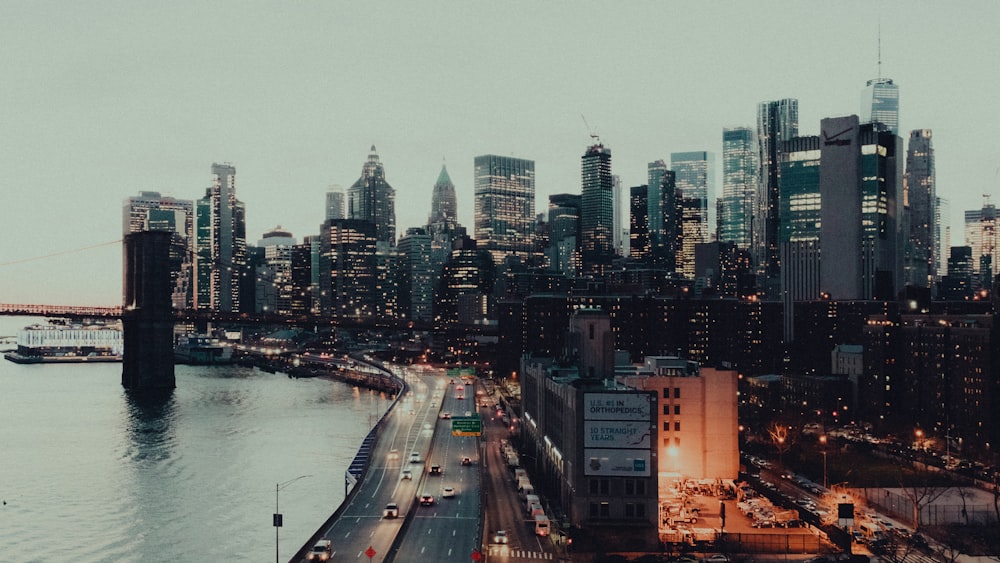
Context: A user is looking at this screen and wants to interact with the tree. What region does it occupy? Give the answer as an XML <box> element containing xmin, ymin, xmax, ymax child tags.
<box><xmin>767</xmin><ymin>423</ymin><xmax>793</xmax><ymax>466</ymax></box>
<box><xmin>896</xmin><ymin>455</ymin><xmax>950</xmax><ymax>531</ymax></box>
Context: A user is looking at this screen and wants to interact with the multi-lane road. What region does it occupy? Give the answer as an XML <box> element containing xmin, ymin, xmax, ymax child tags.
<box><xmin>300</xmin><ymin>367</ymin><xmax>505</xmax><ymax>562</ymax></box>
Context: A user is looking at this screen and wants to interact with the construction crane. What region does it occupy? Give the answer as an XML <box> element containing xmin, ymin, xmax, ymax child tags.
<box><xmin>580</xmin><ymin>114</ymin><xmax>601</xmax><ymax>144</ymax></box>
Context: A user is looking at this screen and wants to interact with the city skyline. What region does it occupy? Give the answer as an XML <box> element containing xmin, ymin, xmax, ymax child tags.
<box><xmin>2</xmin><ymin>2</ymin><xmax>998</xmax><ymax>305</ymax></box>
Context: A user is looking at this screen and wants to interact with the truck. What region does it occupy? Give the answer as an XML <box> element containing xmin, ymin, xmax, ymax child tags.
<box><xmin>524</xmin><ymin>493</ymin><xmax>540</xmax><ymax>514</ymax></box>
<box><xmin>534</xmin><ymin>514</ymin><xmax>550</xmax><ymax>536</ymax></box>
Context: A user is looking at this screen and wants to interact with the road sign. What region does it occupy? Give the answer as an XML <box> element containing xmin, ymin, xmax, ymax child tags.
<box><xmin>471</xmin><ymin>548</ymin><xmax>482</xmax><ymax>561</ymax></box>
<box><xmin>365</xmin><ymin>545</ymin><xmax>376</xmax><ymax>560</ymax></box>
<box><xmin>451</xmin><ymin>416</ymin><xmax>482</xmax><ymax>436</ymax></box>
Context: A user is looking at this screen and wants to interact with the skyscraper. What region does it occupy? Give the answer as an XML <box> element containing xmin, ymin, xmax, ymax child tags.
<box><xmin>671</xmin><ymin>151</ymin><xmax>715</xmax><ymax>279</ymax></box>
<box><xmin>629</xmin><ymin>185</ymin><xmax>649</xmax><ymax>261</ymax></box>
<box><xmin>397</xmin><ymin>227</ymin><xmax>434</xmax><ymax>323</ymax></box>
<box><xmin>325</xmin><ymin>185</ymin><xmax>345</xmax><ymax>221</ymax></box>
<box><xmin>123</xmin><ymin>191</ymin><xmax>195</xmax><ymax>309</ymax></box>
<box><xmin>195</xmin><ymin>163</ymin><xmax>247</xmax><ymax>312</ymax></box>
<box><xmin>861</xmin><ymin>78</ymin><xmax>899</xmax><ymax>133</ymax></box>
<box><xmin>429</xmin><ymin>164</ymin><xmax>458</xmax><ymax>224</ymax></box>
<box><xmin>473</xmin><ymin>154</ymin><xmax>536</xmax><ymax>264</ymax></box>
<box><xmin>348</xmin><ymin>146</ymin><xmax>396</xmax><ymax>248</ymax></box>
<box><xmin>318</xmin><ymin>218</ymin><xmax>378</xmax><ymax>320</ymax></box>
<box><xmin>254</xmin><ymin>226</ymin><xmax>297</xmax><ymax>315</ymax></box>
<box><xmin>819</xmin><ymin>116</ymin><xmax>903</xmax><ymax>300</ymax></box>
<box><xmin>647</xmin><ymin>160</ymin><xmax>670</xmax><ymax>263</ymax></box>
<box><xmin>778</xmin><ymin>135</ymin><xmax>821</xmax><ymax>340</ymax></box>
<box><xmin>580</xmin><ymin>143</ymin><xmax>615</xmax><ymax>275</ymax></box>
<box><xmin>757</xmin><ymin>99</ymin><xmax>799</xmax><ymax>296</ymax></box>
<box><xmin>902</xmin><ymin>129</ymin><xmax>936</xmax><ymax>289</ymax></box>
<box><xmin>720</xmin><ymin>128</ymin><xmax>758</xmax><ymax>249</ymax></box>
<box><xmin>963</xmin><ymin>196</ymin><xmax>997</xmax><ymax>290</ymax></box>
<box><xmin>547</xmin><ymin>194</ymin><xmax>581</xmax><ymax>277</ymax></box>
<box><xmin>612</xmin><ymin>174</ymin><xmax>625</xmax><ymax>257</ymax></box>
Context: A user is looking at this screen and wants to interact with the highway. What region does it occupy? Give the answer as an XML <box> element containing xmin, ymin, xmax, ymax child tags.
<box><xmin>392</xmin><ymin>378</ymin><xmax>482</xmax><ymax>562</ymax></box>
<box><xmin>296</xmin><ymin>367</ymin><xmax>560</xmax><ymax>562</ymax></box>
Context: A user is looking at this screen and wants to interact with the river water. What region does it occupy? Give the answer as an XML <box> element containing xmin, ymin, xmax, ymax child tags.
<box><xmin>0</xmin><ymin>316</ymin><xmax>385</xmax><ymax>562</ymax></box>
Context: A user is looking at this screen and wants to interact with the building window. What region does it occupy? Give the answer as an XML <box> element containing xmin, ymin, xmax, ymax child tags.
<box><xmin>626</xmin><ymin>503</ymin><xmax>647</xmax><ymax>518</ymax></box>
<box><xmin>674</xmin><ymin>387</ymin><xmax>681</xmax><ymax>398</ymax></box>
<box><xmin>674</xmin><ymin>405</ymin><xmax>681</xmax><ymax>415</ymax></box>
<box><xmin>590</xmin><ymin>503</ymin><xmax>599</xmax><ymax>518</ymax></box>
<box><xmin>663</xmin><ymin>421</ymin><xmax>670</xmax><ymax>432</ymax></box>
<box><xmin>600</xmin><ymin>502</ymin><xmax>610</xmax><ymax>517</ymax></box>
<box><xmin>590</xmin><ymin>478</ymin><xmax>610</xmax><ymax>495</ymax></box>
<box><xmin>589</xmin><ymin>324</ymin><xmax>594</xmax><ymax>339</ymax></box>
<box><xmin>674</xmin><ymin>437</ymin><xmax>680</xmax><ymax>446</ymax></box>
<box><xmin>663</xmin><ymin>405</ymin><xmax>670</xmax><ymax>415</ymax></box>
<box><xmin>674</xmin><ymin>421</ymin><xmax>680</xmax><ymax>431</ymax></box>
<box><xmin>663</xmin><ymin>388</ymin><xmax>670</xmax><ymax>399</ymax></box>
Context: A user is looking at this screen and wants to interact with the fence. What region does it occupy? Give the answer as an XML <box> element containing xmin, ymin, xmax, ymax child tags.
<box><xmin>861</xmin><ymin>487</ymin><xmax>999</xmax><ymax>527</ymax></box>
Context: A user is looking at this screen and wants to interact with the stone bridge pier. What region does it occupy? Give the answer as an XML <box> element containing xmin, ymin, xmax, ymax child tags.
<box><xmin>121</xmin><ymin>231</ymin><xmax>175</xmax><ymax>390</ymax></box>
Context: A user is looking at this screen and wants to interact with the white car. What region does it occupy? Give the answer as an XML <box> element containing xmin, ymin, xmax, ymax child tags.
<box><xmin>442</xmin><ymin>486</ymin><xmax>456</xmax><ymax>498</ymax></box>
<box><xmin>306</xmin><ymin>539</ymin><xmax>332</xmax><ymax>561</ymax></box>
<box><xmin>492</xmin><ymin>530</ymin><xmax>508</xmax><ymax>544</ymax></box>
<box><xmin>409</xmin><ymin>452</ymin><xmax>421</xmax><ymax>463</ymax></box>
<box><xmin>401</xmin><ymin>469</ymin><xmax>413</xmax><ymax>480</ymax></box>
<box><xmin>382</xmin><ymin>502</ymin><xmax>399</xmax><ymax>518</ymax></box>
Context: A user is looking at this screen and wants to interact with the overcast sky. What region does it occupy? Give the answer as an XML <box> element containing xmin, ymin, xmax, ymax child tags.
<box><xmin>2</xmin><ymin>1</ymin><xmax>998</xmax><ymax>306</ymax></box>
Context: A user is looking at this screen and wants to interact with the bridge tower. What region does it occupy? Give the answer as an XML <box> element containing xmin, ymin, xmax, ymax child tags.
<box><xmin>122</xmin><ymin>231</ymin><xmax>176</xmax><ymax>390</ymax></box>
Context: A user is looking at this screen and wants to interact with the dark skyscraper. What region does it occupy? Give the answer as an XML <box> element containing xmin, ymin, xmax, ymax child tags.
<box><xmin>757</xmin><ymin>98</ymin><xmax>799</xmax><ymax>297</ymax></box>
<box><xmin>348</xmin><ymin>146</ymin><xmax>396</xmax><ymax>248</ymax></box>
<box><xmin>195</xmin><ymin>163</ymin><xmax>247</xmax><ymax>312</ymax></box>
<box><xmin>473</xmin><ymin>154</ymin><xmax>536</xmax><ymax>264</ymax></box>
<box><xmin>547</xmin><ymin>193</ymin><xmax>581</xmax><ymax>277</ymax></box>
<box><xmin>819</xmin><ymin>115</ymin><xmax>903</xmax><ymax>301</ymax></box>
<box><xmin>903</xmin><ymin>129</ymin><xmax>936</xmax><ymax>289</ymax></box>
<box><xmin>629</xmin><ymin>185</ymin><xmax>649</xmax><ymax>261</ymax></box>
<box><xmin>720</xmin><ymin>128</ymin><xmax>758</xmax><ymax>249</ymax></box>
<box><xmin>580</xmin><ymin>143</ymin><xmax>614</xmax><ymax>275</ymax></box>
<box><xmin>429</xmin><ymin>164</ymin><xmax>457</xmax><ymax>224</ymax></box>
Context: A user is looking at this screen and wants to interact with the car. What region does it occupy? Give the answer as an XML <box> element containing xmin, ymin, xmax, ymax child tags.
<box><xmin>419</xmin><ymin>493</ymin><xmax>435</xmax><ymax>506</ymax></box>
<box><xmin>401</xmin><ymin>469</ymin><xmax>413</xmax><ymax>480</ymax></box>
<box><xmin>703</xmin><ymin>555</ymin><xmax>730</xmax><ymax>563</ymax></box>
<box><xmin>493</xmin><ymin>530</ymin><xmax>508</xmax><ymax>544</ymax></box>
<box><xmin>388</xmin><ymin>448</ymin><xmax>399</xmax><ymax>459</ymax></box>
<box><xmin>306</xmin><ymin>539</ymin><xmax>332</xmax><ymax>561</ymax></box>
<box><xmin>383</xmin><ymin>502</ymin><xmax>399</xmax><ymax>518</ymax></box>
<box><xmin>429</xmin><ymin>464</ymin><xmax>442</xmax><ymax>475</ymax></box>
<box><xmin>852</xmin><ymin>530</ymin><xmax>865</xmax><ymax>543</ymax></box>
<box><xmin>409</xmin><ymin>452</ymin><xmax>421</xmax><ymax>463</ymax></box>
<box><xmin>440</xmin><ymin>412</ymin><xmax>451</xmax><ymax>419</ymax></box>
<box><xmin>442</xmin><ymin>486</ymin><xmax>456</xmax><ymax>497</ymax></box>
<box><xmin>461</xmin><ymin>456</ymin><xmax>472</xmax><ymax>466</ymax></box>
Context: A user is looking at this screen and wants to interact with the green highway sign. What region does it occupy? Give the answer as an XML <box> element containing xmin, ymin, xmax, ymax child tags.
<box><xmin>451</xmin><ymin>416</ymin><xmax>482</xmax><ymax>437</ymax></box>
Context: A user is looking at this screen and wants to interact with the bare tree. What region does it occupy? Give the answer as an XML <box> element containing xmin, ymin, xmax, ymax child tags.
<box><xmin>896</xmin><ymin>460</ymin><xmax>950</xmax><ymax>531</ymax></box>
<box><xmin>767</xmin><ymin>423</ymin><xmax>793</xmax><ymax>467</ymax></box>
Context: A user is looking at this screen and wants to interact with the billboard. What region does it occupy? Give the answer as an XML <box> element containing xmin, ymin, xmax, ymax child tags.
<box><xmin>584</xmin><ymin>392</ymin><xmax>651</xmax><ymax>421</ymax></box>
<box><xmin>584</xmin><ymin>448</ymin><xmax>651</xmax><ymax>477</ymax></box>
<box><xmin>584</xmin><ymin>420</ymin><xmax>652</xmax><ymax>449</ymax></box>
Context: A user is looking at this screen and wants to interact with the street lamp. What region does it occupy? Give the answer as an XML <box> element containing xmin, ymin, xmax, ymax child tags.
<box><xmin>819</xmin><ymin>435</ymin><xmax>828</xmax><ymax>489</ymax></box>
<box><xmin>275</xmin><ymin>475</ymin><xmax>312</xmax><ymax>563</ymax></box>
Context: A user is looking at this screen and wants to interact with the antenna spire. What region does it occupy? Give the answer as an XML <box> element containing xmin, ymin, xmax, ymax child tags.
<box><xmin>877</xmin><ymin>20</ymin><xmax>882</xmax><ymax>80</ymax></box>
